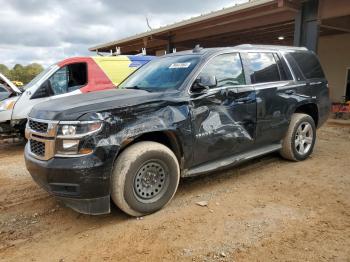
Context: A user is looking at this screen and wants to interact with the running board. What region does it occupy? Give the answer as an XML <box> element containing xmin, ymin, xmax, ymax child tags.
<box><xmin>183</xmin><ymin>144</ymin><xmax>282</xmax><ymax>177</ymax></box>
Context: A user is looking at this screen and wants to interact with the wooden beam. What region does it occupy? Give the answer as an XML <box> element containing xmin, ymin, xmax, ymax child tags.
<box><xmin>320</xmin><ymin>24</ymin><xmax>350</xmax><ymax>33</ymax></box>
<box><xmin>173</xmin><ymin>10</ymin><xmax>296</xmax><ymax>43</ymax></box>
<box><xmin>198</xmin><ymin>22</ymin><xmax>294</xmax><ymax>42</ymax></box>
<box><xmin>319</xmin><ymin>0</ymin><xmax>350</xmax><ymax>20</ymax></box>
<box><xmin>167</xmin><ymin>3</ymin><xmax>280</xmax><ymax>36</ymax></box>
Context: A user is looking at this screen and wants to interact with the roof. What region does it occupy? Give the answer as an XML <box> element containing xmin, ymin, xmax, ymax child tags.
<box><xmin>90</xmin><ymin>55</ymin><xmax>154</xmax><ymax>60</ymax></box>
<box><xmin>90</xmin><ymin>0</ymin><xmax>348</xmax><ymax>56</ymax></box>
<box><xmin>160</xmin><ymin>44</ymin><xmax>309</xmax><ymax>57</ymax></box>
<box><xmin>56</xmin><ymin>55</ymin><xmax>154</xmax><ymax>68</ymax></box>
<box><xmin>89</xmin><ymin>0</ymin><xmax>284</xmax><ymax>52</ymax></box>
<box><xmin>234</xmin><ymin>44</ymin><xmax>308</xmax><ymax>51</ymax></box>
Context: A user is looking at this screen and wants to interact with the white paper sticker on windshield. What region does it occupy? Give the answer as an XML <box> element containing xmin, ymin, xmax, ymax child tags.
<box><xmin>169</xmin><ymin>63</ymin><xmax>191</xmax><ymax>69</ymax></box>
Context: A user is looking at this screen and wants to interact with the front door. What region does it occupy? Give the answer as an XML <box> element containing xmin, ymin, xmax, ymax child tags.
<box><xmin>190</xmin><ymin>53</ymin><xmax>257</xmax><ymax>167</ymax></box>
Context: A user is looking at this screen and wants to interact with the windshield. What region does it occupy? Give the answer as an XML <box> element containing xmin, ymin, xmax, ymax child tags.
<box><xmin>23</xmin><ymin>64</ymin><xmax>57</xmax><ymax>90</ymax></box>
<box><xmin>120</xmin><ymin>55</ymin><xmax>200</xmax><ymax>91</ymax></box>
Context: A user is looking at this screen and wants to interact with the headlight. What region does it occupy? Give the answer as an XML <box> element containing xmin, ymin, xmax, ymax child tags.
<box><xmin>0</xmin><ymin>97</ymin><xmax>17</xmax><ymax>111</ymax></box>
<box><xmin>57</xmin><ymin>121</ymin><xmax>102</xmax><ymax>138</ymax></box>
<box><xmin>55</xmin><ymin>121</ymin><xmax>103</xmax><ymax>156</ymax></box>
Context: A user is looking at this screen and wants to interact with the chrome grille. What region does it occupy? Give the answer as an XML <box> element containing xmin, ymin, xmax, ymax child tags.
<box><xmin>30</xmin><ymin>140</ymin><xmax>45</xmax><ymax>157</ymax></box>
<box><xmin>29</xmin><ymin>119</ymin><xmax>48</xmax><ymax>133</ymax></box>
<box><xmin>26</xmin><ymin>118</ymin><xmax>59</xmax><ymax>160</ymax></box>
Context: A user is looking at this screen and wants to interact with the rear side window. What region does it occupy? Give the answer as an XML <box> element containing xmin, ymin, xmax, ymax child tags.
<box><xmin>289</xmin><ymin>52</ymin><xmax>324</xmax><ymax>79</ymax></box>
<box><xmin>199</xmin><ymin>53</ymin><xmax>245</xmax><ymax>87</ymax></box>
<box><xmin>247</xmin><ymin>53</ymin><xmax>280</xmax><ymax>84</ymax></box>
<box><xmin>273</xmin><ymin>54</ymin><xmax>292</xmax><ymax>81</ymax></box>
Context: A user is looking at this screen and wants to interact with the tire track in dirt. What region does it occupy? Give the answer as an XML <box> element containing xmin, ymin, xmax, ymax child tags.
<box><xmin>0</xmin><ymin>123</ymin><xmax>349</xmax><ymax>261</ymax></box>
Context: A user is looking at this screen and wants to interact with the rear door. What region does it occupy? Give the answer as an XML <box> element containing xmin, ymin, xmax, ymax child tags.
<box><xmin>241</xmin><ymin>52</ymin><xmax>295</xmax><ymax>146</ymax></box>
<box><xmin>190</xmin><ymin>52</ymin><xmax>257</xmax><ymax>166</ymax></box>
<box><xmin>285</xmin><ymin>51</ymin><xmax>327</xmax><ymax>97</ymax></box>
<box><xmin>284</xmin><ymin>51</ymin><xmax>329</xmax><ymax>124</ymax></box>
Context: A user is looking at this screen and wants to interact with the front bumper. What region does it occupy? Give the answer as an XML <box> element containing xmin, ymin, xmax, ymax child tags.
<box><xmin>24</xmin><ymin>144</ymin><xmax>114</xmax><ymax>215</ymax></box>
<box><xmin>0</xmin><ymin>109</ymin><xmax>12</xmax><ymax>123</ymax></box>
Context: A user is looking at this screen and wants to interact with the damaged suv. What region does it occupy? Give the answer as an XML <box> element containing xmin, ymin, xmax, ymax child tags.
<box><xmin>25</xmin><ymin>45</ymin><xmax>330</xmax><ymax>216</ymax></box>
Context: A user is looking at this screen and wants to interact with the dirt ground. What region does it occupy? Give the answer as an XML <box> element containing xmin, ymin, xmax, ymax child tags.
<box><xmin>0</xmin><ymin>122</ymin><xmax>349</xmax><ymax>262</ymax></box>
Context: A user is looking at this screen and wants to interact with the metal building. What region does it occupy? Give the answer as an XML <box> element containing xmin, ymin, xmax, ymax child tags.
<box><xmin>90</xmin><ymin>0</ymin><xmax>350</xmax><ymax>102</ymax></box>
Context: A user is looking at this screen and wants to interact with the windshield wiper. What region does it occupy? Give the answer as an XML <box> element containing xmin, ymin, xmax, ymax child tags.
<box><xmin>125</xmin><ymin>86</ymin><xmax>150</xmax><ymax>92</ymax></box>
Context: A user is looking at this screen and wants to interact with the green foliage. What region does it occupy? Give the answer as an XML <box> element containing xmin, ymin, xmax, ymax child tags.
<box><xmin>0</xmin><ymin>63</ymin><xmax>44</xmax><ymax>84</ymax></box>
<box><xmin>0</xmin><ymin>64</ymin><xmax>10</xmax><ymax>77</ymax></box>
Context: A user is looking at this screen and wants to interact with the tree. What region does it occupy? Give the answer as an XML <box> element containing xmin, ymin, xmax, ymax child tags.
<box><xmin>24</xmin><ymin>63</ymin><xmax>44</xmax><ymax>84</ymax></box>
<box><xmin>0</xmin><ymin>64</ymin><xmax>10</xmax><ymax>77</ymax></box>
<box><xmin>10</xmin><ymin>64</ymin><xmax>25</xmax><ymax>83</ymax></box>
<box><xmin>0</xmin><ymin>63</ymin><xmax>44</xmax><ymax>85</ymax></box>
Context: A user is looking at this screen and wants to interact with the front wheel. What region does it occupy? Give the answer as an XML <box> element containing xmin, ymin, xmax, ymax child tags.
<box><xmin>111</xmin><ymin>141</ymin><xmax>180</xmax><ymax>216</ymax></box>
<box><xmin>280</xmin><ymin>113</ymin><xmax>316</xmax><ymax>161</ymax></box>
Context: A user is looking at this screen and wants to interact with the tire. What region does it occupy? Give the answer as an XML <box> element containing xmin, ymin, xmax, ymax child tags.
<box><xmin>111</xmin><ymin>141</ymin><xmax>180</xmax><ymax>216</ymax></box>
<box><xmin>280</xmin><ymin>113</ymin><xmax>316</xmax><ymax>161</ymax></box>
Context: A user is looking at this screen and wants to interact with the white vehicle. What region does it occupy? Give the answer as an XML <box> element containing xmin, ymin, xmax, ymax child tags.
<box><xmin>0</xmin><ymin>72</ymin><xmax>21</xmax><ymax>101</ymax></box>
<box><xmin>0</xmin><ymin>65</ymin><xmax>59</xmax><ymax>135</ymax></box>
<box><xmin>0</xmin><ymin>55</ymin><xmax>153</xmax><ymax>136</ymax></box>
<box><xmin>0</xmin><ymin>73</ymin><xmax>22</xmax><ymax>134</ymax></box>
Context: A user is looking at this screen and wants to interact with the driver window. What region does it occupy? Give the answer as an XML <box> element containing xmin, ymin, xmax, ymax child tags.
<box><xmin>49</xmin><ymin>63</ymin><xmax>87</xmax><ymax>95</ymax></box>
<box><xmin>199</xmin><ymin>53</ymin><xmax>245</xmax><ymax>88</ymax></box>
<box><xmin>49</xmin><ymin>66</ymin><xmax>68</xmax><ymax>95</ymax></box>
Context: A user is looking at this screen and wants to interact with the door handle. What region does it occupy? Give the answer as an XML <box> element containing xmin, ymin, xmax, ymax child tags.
<box><xmin>284</xmin><ymin>90</ymin><xmax>295</xmax><ymax>95</ymax></box>
<box><xmin>236</xmin><ymin>97</ymin><xmax>251</xmax><ymax>103</ymax></box>
<box><xmin>220</xmin><ymin>88</ymin><xmax>228</xmax><ymax>96</ymax></box>
<box><xmin>309</xmin><ymin>81</ymin><xmax>322</xmax><ymax>86</ymax></box>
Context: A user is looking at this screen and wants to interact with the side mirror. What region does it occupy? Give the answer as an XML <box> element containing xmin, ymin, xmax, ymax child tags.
<box><xmin>192</xmin><ymin>75</ymin><xmax>217</xmax><ymax>92</ymax></box>
<box><xmin>31</xmin><ymin>80</ymin><xmax>53</xmax><ymax>99</ymax></box>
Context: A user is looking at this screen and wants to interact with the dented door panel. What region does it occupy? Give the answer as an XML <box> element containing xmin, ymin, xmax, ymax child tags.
<box><xmin>190</xmin><ymin>86</ymin><xmax>256</xmax><ymax>167</ymax></box>
<box><xmin>254</xmin><ymin>81</ymin><xmax>297</xmax><ymax>145</ymax></box>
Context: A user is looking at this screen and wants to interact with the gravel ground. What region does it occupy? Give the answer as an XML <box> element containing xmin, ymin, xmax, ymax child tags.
<box><xmin>0</xmin><ymin>122</ymin><xmax>349</xmax><ymax>262</ymax></box>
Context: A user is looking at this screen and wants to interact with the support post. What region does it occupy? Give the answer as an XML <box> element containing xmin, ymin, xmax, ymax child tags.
<box><xmin>166</xmin><ymin>38</ymin><xmax>174</xmax><ymax>54</ymax></box>
<box><xmin>293</xmin><ymin>0</ymin><xmax>320</xmax><ymax>52</ymax></box>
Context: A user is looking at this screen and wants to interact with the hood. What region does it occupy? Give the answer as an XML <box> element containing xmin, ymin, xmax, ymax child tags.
<box><xmin>0</xmin><ymin>72</ymin><xmax>22</xmax><ymax>94</ymax></box>
<box><xmin>29</xmin><ymin>89</ymin><xmax>171</xmax><ymax>121</ymax></box>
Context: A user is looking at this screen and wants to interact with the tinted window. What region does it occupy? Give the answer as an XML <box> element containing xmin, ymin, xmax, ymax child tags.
<box><xmin>289</xmin><ymin>52</ymin><xmax>324</xmax><ymax>79</ymax></box>
<box><xmin>48</xmin><ymin>63</ymin><xmax>87</xmax><ymax>95</ymax></box>
<box><xmin>49</xmin><ymin>67</ymin><xmax>69</xmax><ymax>95</ymax></box>
<box><xmin>0</xmin><ymin>84</ymin><xmax>7</xmax><ymax>93</ymax></box>
<box><xmin>247</xmin><ymin>53</ymin><xmax>280</xmax><ymax>84</ymax></box>
<box><xmin>284</xmin><ymin>54</ymin><xmax>304</xmax><ymax>81</ymax></box>
<box><xmin>273</xmin><ymin>53</ymin><xmax>292</xmax><ymax>81</ymax></box>
<box><xmin>120</xmin><ymin>55</ymin><xmax>200</xmax><ymax>91</ymax></box>
<box><xmin>199</xmin><ymin>53</ymin><xmax>245</xmax><ymax>88</ymax></box>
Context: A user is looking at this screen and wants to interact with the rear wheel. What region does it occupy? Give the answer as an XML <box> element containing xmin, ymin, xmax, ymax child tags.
<box><xmin>280</xmin><ymin>113</ymin><xmax>316</xmax><ymax>161</ymax></box>
<box><xmin>111</xmin><ymin>141</ymin><xmax>180</xmax><ymax>216</ymax></box>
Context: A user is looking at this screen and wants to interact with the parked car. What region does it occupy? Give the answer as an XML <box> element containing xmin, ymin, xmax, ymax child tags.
<box><xmin>24</xmin><ymin>45</ymin><xmax>330</xmax><ymax>216</ymax></box>
<box><xmin>0</xmin><ymin>72</ymin><xmax>21</xmax><ymax>101</ymax></box>
<box><xmin>0</xmin><ymin>84</ymin><xmax>11</xmax><ymax>101</ymax></box>
<box><xmin>0</xmin><ymin>55</ymin><xmax>153</xmax><ymax>135</ymax></box>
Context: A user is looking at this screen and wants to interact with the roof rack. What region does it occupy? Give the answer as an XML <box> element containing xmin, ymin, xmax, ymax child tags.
<box><xmin>193</xmin><ymin>44</ymin><xmax>204</xmax><ymax>53</ymax></box>
<box><xmin>235</xmin><ymin>44</ymin><xmax>308</xmax><ymax>51</ymax></box>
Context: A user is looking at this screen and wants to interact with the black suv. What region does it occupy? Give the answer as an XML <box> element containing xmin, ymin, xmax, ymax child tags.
<box><xmin>25</xmin><ymin>45</ymin><xmax>330</xmax><ymax>216</ymax></box>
